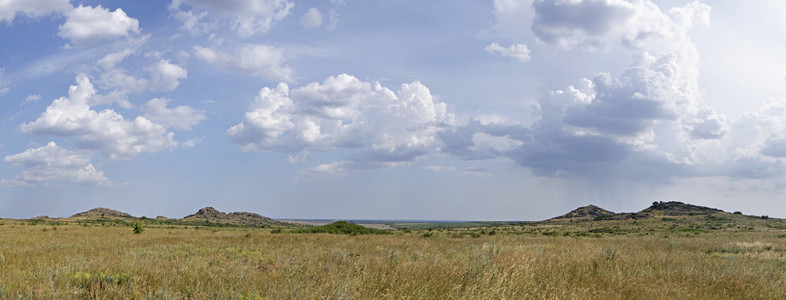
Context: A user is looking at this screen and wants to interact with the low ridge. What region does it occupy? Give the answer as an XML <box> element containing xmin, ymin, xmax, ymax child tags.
<box><xmin>554</xmin><ymin>205</ymin><xmax>615</xmax><ymax>219</ymax></box>
<box><xmin>552</xmin><ymin>201</ymin><xmax>727</xmax><ymax>221</ymax></box>
<box><xmin>184</xmin><ymin>207</ymin><xmax>280</xmax><ymax>226</ymax></box>
<box><xmin>641</xmin><ymin>201</ymin><xmax>723</xmax><ymax>216</ymax></box>
<box><xmin>71</xmin><ymin>207</ymin><xmax>134</xmax><ymax>218</ymax></box>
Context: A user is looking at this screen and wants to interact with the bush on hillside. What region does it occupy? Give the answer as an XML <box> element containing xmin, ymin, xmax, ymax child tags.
<box><xmin>131</xmin><ymin>221</ymin><xmax>144</xmax><ymax>234</ymax></box>
<box><xmin>295</xmin><ymin>221</ymin><xmax>390</xmax><ymax>235</ymax></box>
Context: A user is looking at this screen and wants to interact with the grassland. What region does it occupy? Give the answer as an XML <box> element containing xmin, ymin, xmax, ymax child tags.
<box><xmin>1</xmin><ymin>212</ymin><xmax>786</xmax><ymax>299</ymax></box>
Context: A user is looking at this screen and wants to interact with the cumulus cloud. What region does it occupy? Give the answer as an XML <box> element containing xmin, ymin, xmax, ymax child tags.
<box><xmin>300</xmin><ymin>8</ymin><xmax>323</xmax><ymax>29</ymax></box>
<box><xmin>21</xmin><ymin>74</ymin><xmax>178</xmax><ymax>159</ymax></box>
<box><xmin>2</xmin><ymin>142</ymin><xmax>110</xmax><ymax>187</ymax></box>
<box><xmin>169</xmin><ymin>0</ymin><xmax>294</xmax><ymax>37</ymax></box>
<box><xmin>434</xmin><ymin>0</ymin><xmax>730</xmax><ymax>181</ymax></box>
<box><xmin>735</xmin><ymin>101</ymin><xmax>786</xmax><ymax>160</ymax></box>
<box><xmin>0</xmin><ymin>0</ymin><xmax>71</xmax><ymax>23</ymax></box>
<box><xmin>683</xmin><ymin>106</ymin><xmax>727</xmax><ymax>139</ymax></box>
<box><xmin>59</xmin><ymin>5</ymin><xmax>141</xmax><ymax>47</ymax></box>
<box><xmin>193</xmin><ymin>44</ymin><xmax>293</xmax><ymax>82</ymax></box>
<box><xmin>146</xmin><ymin>59</ymin><xmax>188</xmax><ymax>92</ymax></box>
<box><xmin>440</xmin><ymin>50</ymin><xmax>730</xmax><ymax>180</ymax></box>
<box><xmin>439</xmin><ymin>119</ymin><xmax>528</xmax><ymax>160</ymax></box>
<box><xmin>229</xmin><ymin>74</ymin><xmax>454</xmax><ymax>174</ymax></box>
<box><xmin>485</xmin><ymin>42</ymin><xmax>531</xmax><ymax>63</ymax></box>
<box><xmin>532</xmin><ymin>0</ymin><xmax>710</xmax><ymax>51</ymax></box>
<box><xmin>441</xmin><ymin>49</ymin><xmax>786</xmax><ymax>184</ymax></box>
<box><xmin>561</xmin><ymin>54</ymin><xmax>686</xmax><ymax>136</ymax></box>
<box><xmin>143</xmin><ymin>98</ymin><xmax>206</xmax><ymax>131</ymax></box>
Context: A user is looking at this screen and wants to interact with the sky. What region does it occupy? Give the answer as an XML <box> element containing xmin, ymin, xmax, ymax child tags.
<box><xmin>1</xmin><ymin>0</ymin><xmax>786</xmax><ymax>220</ymax></box>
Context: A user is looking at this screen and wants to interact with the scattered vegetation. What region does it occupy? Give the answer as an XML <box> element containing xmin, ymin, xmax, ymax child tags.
<box><xmin>294</xmin><ymin>221</ymin><xmax>390</xmax><ymax>235</ymax></box>
<box><xmin>0</xmin><ymin>202</ymin><xmax>785</xmax><ymax>298</ymax></box>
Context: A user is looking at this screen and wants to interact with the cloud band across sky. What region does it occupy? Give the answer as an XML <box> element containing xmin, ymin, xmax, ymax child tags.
<box><xmin>1</xmin><ymin>0</ymin><xmax>785</xmax><ymax>219</ymax></box>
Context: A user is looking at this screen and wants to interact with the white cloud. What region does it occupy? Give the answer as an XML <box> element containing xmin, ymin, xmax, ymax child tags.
<box><xmin>532</xmin><ymin>0</ymin><xmax>710</xmax><ymax>51</ymax></box>
<box><xmin>439</xmin><ymin>118</ymin><xmax>529</xmax><ymax>161</ymax></box>
<box><xmin>485</xmin><ymin>42</ymin><xmax>531</xmax><ymax>63</ymax></box>
<box><xmin>443</xmin><ymin>45</ymin><xmax>786</xmax><ymax>183</ymax></box>
<box><xmin>0</xmin><ymin>68</ymin><xmax>7</xmax><ymax>95</ymax></box>
<box><xmin>21</xmin><ymin>74</ymin><xmax>178</xmax><ymax>159</ymax></box>
<box><xmin>94</xmin><ymin>49</ymin><xmax>149</xmax><ymax>97</ymax></box>
<box><xmin>172</xmin><ymin>9</ymin><xmax>209</xmax><ymax>34</ymax></box>
<box><xmin>300</xmin><ymin>8</ymin><xmax>323</xmax><ymax>29</ymax></box>
<box><xmin>229</xmin><ymin>74</ymin><xmax>454</xmax><ymax>173</ymax></box>
<box><xmin>683</xmin><ymin>106</ymin><xmax>727</xmax><ymax>139</ymax></box>
<box><xmin>143</xmin><ymin>98</ymin><xmax>206</xmax><ymax>131</ymax></box>
<box><xmin>182</xmin><ymin>138</ymin><xmax>202</xmax><ymax>148</ymax></box>
<box><xmin>97</xmin><ymin>48</ymin><xmax>135</xmax><ymax>70</ymax></box>
<box><xmin>146</xmin><ymin>59</ymin><xmax>188</xmax><ymax>92</ymax></box>
<box><xmin>193</xmin><ymin>44</ymin><xmax>293</xmax><ymax>82</ymax></box>
<box><xmin>25</xmin><ymin>94</ymin><xmax>41</xmax><ymax>102</ymax></box>
<box><xmin>169</xmin><ymin>0</ymin><xmax>294</xmax><ymax>37</ymax></box>
<box><xmin>493</xmin><ymin>0</ymin><xmax>526</xmax><ymax>13</ymax></box>
<box><xmin>0</xmin><ymin>0</ymin><xmax>71</xmax><ymax>23</ymax></box>
<box><xmin>2</xmin><ymin>142</ymin><xmax>110</xmax><ymax>186</ymax></box>
<box><xmin>59</xmin><ymin>5</ymin><xmax>141</xmax><ymax>47</ymax></box>
<box><xmin>97</xmin><ymin>68</ymin><xmax>149</xmax><ymax>95</ymax></box>
<box><xmin>440</xmin><ymin>0</ymin><xmax>725</xmax><ymax>181</ymax></box>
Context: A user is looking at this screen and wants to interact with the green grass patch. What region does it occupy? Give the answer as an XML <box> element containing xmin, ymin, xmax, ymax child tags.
<box><xmin>294</xmin><ymin>221</ymin><xmax>391</xmax><ymax>235</ymax></box>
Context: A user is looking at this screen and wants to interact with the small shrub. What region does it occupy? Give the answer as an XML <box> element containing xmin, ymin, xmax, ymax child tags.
<box><xmin>668</xmin><ymin>239</ymin><xmax>679</xmax><ymax>249</ymax></box>
<box><xmin>733</xmin><ymin>211</ymin><xmax>742</xmax><ymax>215</ymax></box>
<box><xmin>131</xmin><ymin>221</ymin><xmax>144</xmax><ymax>234</ymax></box>
<box><xmin>599</xmin><ymin>245</ymin><xmax>617</xmax><ymax>261</ymax></box>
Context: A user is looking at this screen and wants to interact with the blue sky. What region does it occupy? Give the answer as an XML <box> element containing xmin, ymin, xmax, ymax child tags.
<box><xmin>1</xmin><ymin>0</ymin><xmax>786</xmax><ymax>220</ymax></box>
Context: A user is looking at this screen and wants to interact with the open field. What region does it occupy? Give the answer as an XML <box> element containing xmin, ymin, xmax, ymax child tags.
<box><xmin>2</xmin><ymin>210</ymin><xmax>786</xmax><ymax>299</ymax></box>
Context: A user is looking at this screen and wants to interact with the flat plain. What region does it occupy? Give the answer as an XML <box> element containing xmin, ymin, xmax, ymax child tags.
<box><xmin>1</xmin><ymin>203</ymin><xmax>786</xmax><ymax>299</ymax></box>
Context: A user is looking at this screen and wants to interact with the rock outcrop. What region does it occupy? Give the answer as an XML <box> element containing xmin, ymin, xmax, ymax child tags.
<box><xmin>184</xmin><ymin>207</ymin><xmax>280</xmax><ymax>226</ymax></box>
<box><xmin>71</xmin><ymin>208</ymin><xmax>134</xmax><ymax>218</ymax></box>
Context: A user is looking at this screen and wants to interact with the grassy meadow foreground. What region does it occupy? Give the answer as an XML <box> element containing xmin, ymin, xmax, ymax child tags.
<box><xmin>1</xmin><ymin>203</ymin><xmax>786</xmax><ymax>299</ymax></box>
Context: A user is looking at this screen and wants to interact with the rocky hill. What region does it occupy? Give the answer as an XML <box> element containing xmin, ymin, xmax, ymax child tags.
<box><xmin>641</xmin><ymin>201</ymin><xmax>723</xmax><ymax>216</ymax></box>
<box><xmin>553</xmin><ymin>201</ymin><xmax>727</xmax><ymax>221</ymax></box>
<box><xmin>183</xmin><ymin>207</ymin><xmax>280</xmax><ymax>226</ymax></box>
<box><xmin>553</xmin><ymin>205</ymin><xmax>615</xmax><ymax>219</ymax></box>
<box><xmin>71</xmin><ymin>208</ymin><xmax>134</xmax><ymax>218</ymax></box>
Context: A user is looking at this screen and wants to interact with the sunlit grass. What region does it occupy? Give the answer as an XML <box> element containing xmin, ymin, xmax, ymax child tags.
<box><xmin>1</xmin><ymin>219</ymin><xmax>785</xmax><ymax>298</ymax></box>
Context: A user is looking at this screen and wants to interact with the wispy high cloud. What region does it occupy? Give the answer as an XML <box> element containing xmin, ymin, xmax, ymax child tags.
<box><xmin>169</xmin><ymin>0</ymin><xmax>294</xmax><ymax>37</ymax></box>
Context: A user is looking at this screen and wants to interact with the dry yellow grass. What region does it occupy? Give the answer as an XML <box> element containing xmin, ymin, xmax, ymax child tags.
<box><xmin>1</xmin><ymin>220</ymin><xmax>785</xmax><ymax>299</ymax></box>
